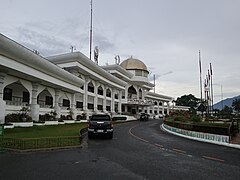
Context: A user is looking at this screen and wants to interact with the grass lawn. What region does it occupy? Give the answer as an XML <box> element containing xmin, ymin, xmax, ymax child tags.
<box><xmin>4</xmin><ymin>123</ymin><xmax>87</xmax><ymax>139</ymax></box>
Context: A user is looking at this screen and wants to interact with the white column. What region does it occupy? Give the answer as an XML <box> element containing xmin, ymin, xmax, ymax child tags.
<box><xmin>136</xmin><ymin>86</ymin><xmax>139</xmax><ymax>100</ymax></box>
<box><xmin>167</xmin><ymin>102</ymin><xmax>170</xmax><ymax>115</ymax></box>
<box><xmin>54</xmin><ymin>89</ymin><xmax>61</xmax><ymax>119</ymax></box>
<box><xmin>118</xmin><ymin>90</ymin><xmax>122</xmax><ymax>114</ymax></box>
<box><xmin>71</xmin><ymin>93</ymin><xmax>76</xmax><ymax>119</ymax></box>
<box><xmin>162</xmin><ymin>101</ymin><xmax>165</xmax><ymax>115</ymax></box>
<box><xmin>103</xmin><ymin>86</ymin><xmax>107</xmax><ymax>113</ymax></box>
<box><xmin>83</xmin><ymin>78</ymin><xmax>90</xmax><ymax>120</ymax></box>
<box><xmin>111</xmin><ymin>88</ymin><xmax>115</xmax><ymax>113</ymax></box>
<box><xmin>125</xmin><ymin>86</ymin><xmax>128</xmax><ymax>100</ymax></box>
<box><xmin>30</xmin><ymin>82</ymin><xmax>40</xmax><ymax>121</ymax></box>
<box><xmin>0</xmin><ymin>73</ymin><xmax>6</xmax><ymax>124</ymax></box>
<box><xmin>94</xmin><ymin>82</ymin><xmax>99</xmax><ymax>112</ymax></box>
<box><xmin>157</xmin><ymin>101</ymin><xmax>160</xmax><ymax>115</ymax></box>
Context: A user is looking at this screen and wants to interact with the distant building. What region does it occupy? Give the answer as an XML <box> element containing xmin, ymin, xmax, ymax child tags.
<box><xmin>0</xmin><ymin>34</ymin><xmax>187</xmax><ymax>124</ymax></box>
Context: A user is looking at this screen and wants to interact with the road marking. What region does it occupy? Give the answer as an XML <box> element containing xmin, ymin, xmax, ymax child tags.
<box><xmin>154</xmin><ymin>143</ymin><xmax>164</xmax><ymax>148</ymax></box>
<box><xmin>172</xmin><ymin>148</ymin><xmax>186</xmax><ymax>154</ymax></box>
<box><xmin>129</xmin><ymin>126</ymin><xmax>149</xmax><ymax>143</ymax></box>
<box><xmin>202</xmin><ymin>155</ymin><xmax>225</xmax><ymax>162</ymax></box>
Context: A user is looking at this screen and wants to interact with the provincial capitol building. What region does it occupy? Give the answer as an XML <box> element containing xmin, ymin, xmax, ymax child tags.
<box><xmin>0</xmin><ymin>34</ymin><xmax>188</xmax><ymax>124</ymax></box>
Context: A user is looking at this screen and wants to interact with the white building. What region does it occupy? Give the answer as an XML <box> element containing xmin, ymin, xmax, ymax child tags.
<box><xmin>0</xmin><ymin>33</ymin><xmax>187</xmax><ymax>124</ymax></box>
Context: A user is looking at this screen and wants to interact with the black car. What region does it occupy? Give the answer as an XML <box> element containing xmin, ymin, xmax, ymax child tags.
<box><xmin>88</xmin><ymin>114</ymin><xmax>113</xmax><ymax>139</ymax></box>
<box><xmin>139</xmin><ymin>113</ymin><xmax>149</xmax><ymax>121</ymax></box>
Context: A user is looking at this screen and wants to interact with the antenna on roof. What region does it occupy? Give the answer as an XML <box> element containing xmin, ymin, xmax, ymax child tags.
<box><xmin>94</xmin><ymin>46</ymin><xmax>99</xmax><ymax>64</ymax></box>
<box><xmin>33</xmin><ymin>49</ymin><xmax>40</xmax><ymax>55</ymax></box>
<box><xmin>115</xmin><ymin>55</ymin><xmax>120</xmax><ymax>65</ymax></box>
<box><xmin>70</xmin><ymin>45</ymin><xmax>76</xmax><ymax>53</ymax></box>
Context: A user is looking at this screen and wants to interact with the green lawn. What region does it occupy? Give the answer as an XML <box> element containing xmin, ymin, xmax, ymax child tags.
<box><xmin>4</xmin><ymin>123</ymin><xmax>87</xmax><ymax>138</ymax></box>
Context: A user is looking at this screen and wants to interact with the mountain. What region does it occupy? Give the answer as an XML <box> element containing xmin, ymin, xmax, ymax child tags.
<box><xmin>213</xmin><ymin>95</ymin><xmax>240</xmax><ymax>110</ymax></box>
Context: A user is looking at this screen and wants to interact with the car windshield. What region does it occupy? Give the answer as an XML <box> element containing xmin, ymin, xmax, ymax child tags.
<box><xmin>91</xmin><ymin>115</ymin><xmax>111</xmax><ymax>121</ymax></box>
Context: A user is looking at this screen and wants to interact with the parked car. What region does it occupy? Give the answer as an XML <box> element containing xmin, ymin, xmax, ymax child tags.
<box><xmin>88</xmin><ymin>114</ymin><xmax>113</xmax><ymax>139</ymax></box>
<box><xmin>139</xmin><ymin>113</ymin><xmax>149</xmax><ymax>121</ymax></box>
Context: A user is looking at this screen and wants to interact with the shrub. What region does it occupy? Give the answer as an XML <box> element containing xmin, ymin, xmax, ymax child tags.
<box><xmin>112</xmin><ymin>116</ymin><xmax>127</xmax><ymax>121</ymax></box>
<box><xmin>5</xmin><ymin>113</ymin><xmax>32</xmax><ymax>123</ymax></box>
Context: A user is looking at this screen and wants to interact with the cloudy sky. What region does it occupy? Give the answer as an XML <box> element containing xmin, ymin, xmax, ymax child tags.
<box><xmin>1</xmin><ymin>0</ymin><xmax>240</xmax><ymax>103</ymax></box>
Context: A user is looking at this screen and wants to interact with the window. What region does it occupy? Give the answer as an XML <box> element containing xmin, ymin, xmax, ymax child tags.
<box><xmin>98</xmin><ymin>87</ymin><xmax>103</xmax><ymax>95</ymax></box>
<box><xmin>106</xmin><ymin>106</ymin><xmax>111</xmax><ymax>111</ymax></box>
<box><xmin>22</xmin><ymin>91</ymin><xmax>30</xmax><ymax>103</ymax></box>
<box><xmin>106</xmin><ymin>89</ymin><xmax>111</xmax><ymax>97</ymax></box>
<box><xmin>97</xmin><ymin>105</ymin><xmax>103</xmax><ymax>110</ymax></box>
<box><xmin>63</xmin><ymin>99</ymin><xmax>70</xmax><ymax>107</ymax></box>
<box><xmin>143</xmin><ymin>71</ymin><xmax>148</xmax><ymax>77</ymax></box>
<box><xmin>88</xmin><ymin>82</ymin><xmax>94</xmax><ymax>93</ymax></box>
<box><xmin>3</xmin><ymin>88</ymin><xmax>12</xmax><ymax>101</ymax></box>
<box><xmin>135</xmin><ymin>70</ymin><xmax>142</xmax><ymax>76</ymax></box>
<box><xmin>88</xmin><ymin>103</ymin><xmax>94</xmax><ymax>109</ymax></box>
<box><xmin>76</xmin><ymin>101</ymin><xmax>83</xmax><ymax>108</ymax></box>
<box><xmin>45</xmin><ymin>96</ymin><xmax>53</xmax><ymax>105</ymax></box>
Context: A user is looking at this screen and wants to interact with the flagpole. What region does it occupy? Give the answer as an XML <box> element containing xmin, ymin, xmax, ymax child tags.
<box><xmin>199</xmin><ymin>50</ymin><xmax>203</xmax><ymax>102</ymax></box>
<box><xmin>210</xmin><ymin>63</ymin><xmax>213</xmax><ymax>114</ymax></box>
<box><xmin>89</xmin><ymin>0</ymin><xmax>93</xmax><ymax>60</ymax></box>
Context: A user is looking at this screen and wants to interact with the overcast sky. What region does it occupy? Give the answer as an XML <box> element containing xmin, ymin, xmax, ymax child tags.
<box><xmin>1</xmin><ymin>0</ymin><xmax>240</xmax><ymax>103</ymax></box>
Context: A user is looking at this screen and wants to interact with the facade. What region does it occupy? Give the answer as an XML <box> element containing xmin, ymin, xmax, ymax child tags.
<box><xmin>0</xmin><ymin>34</ymin><xmax>187</xmax><ymax>124</ymax></box>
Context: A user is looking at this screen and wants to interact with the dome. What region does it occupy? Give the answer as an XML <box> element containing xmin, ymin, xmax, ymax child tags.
<box><xmin>120</xmin><ymin>58</ymin><xmax>148</xmax><ymax>72</ymax></box>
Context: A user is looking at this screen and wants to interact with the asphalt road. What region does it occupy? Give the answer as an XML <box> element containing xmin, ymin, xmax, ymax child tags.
<box><xmin>0</xmin><ymin>119</ymin><xmax>240</xmax><ymax>180</ymax></box>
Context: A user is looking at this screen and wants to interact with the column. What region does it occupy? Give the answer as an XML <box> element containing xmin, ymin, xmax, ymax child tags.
<box><xmin>94</xmin><ymin>82</ymin><xmax>99</xmax><ymax>112</ymax></box>
<box><xmin>125</xmin><ymin>86</ymin><xmax>128</xmax><ymax>100</ymax></box>
<box><xmin>103</xmin><ymin>85</ymin><xmax>107</xmax><ymax>113</ymax></box>
<box><xmin>118</xmin><ymin>90</ymin><xmax>122</xmax><ymax>114</ymax></box>
<box><xmin>0</xmin><ymin>73</ymin><xmax>6</xmax><ymax>124</ymax></box>
<box><xmin>30</xmin><ymin>82</ymin><xmax>40</xmax><ymax>121</ymax></box>
<box><xmin>71</xmin><ymin>93</ymin><xmax>76</xmax><ymax>119</ymax></box>
<box><xmin>54</xmin><ymin>89</ymin><xmax>61</xmax><ymax>119</ymax></box>
<box><xmin>136</xmin><ymin>86</ymin><xmax>139</xmax><ymax>100</ymax></box>
<box><xmin>167</xmin><ymin>102</ymin><xmax>170</xmax><ymax>115</ymax></box>
<box><xmin>162</xmin><ymin>101</ymin><xmax>165</xmax><ymax>115</ymax></box>
<box><xmin>157</xmin><ymin>101</ymin><xmax>160</xmax><ymax>116</ymax></box>
<box><xmin>111</xmin><ymin>88</ymin><xmax>115</xmax><ymax>113</ymax></box>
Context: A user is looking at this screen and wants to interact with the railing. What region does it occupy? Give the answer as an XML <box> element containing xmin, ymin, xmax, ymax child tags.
<box><xmin>127</xmin><ymin>99</ymin><xmax>154</xmax><ymax>106</ymax></box>
<box><xmin>0</xmin><ymin>136</ymin><xmax>81</xmax><ymax>150</ymax></box>
<box><xmin>5</xmin><ymin>96</ymin><xmax>27</xmax><ymax>106</ymax></box>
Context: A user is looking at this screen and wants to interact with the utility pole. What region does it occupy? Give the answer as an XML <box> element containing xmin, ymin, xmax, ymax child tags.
<box><xmin>89</xmin><ymin>0</ymin><xmax>93</xmax><ymax>60</ymax></box>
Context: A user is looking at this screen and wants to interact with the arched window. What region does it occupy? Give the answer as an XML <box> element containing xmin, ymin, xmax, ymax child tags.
<box><xmin>98</xmin><ymin>86</ymin><xmax>103</xmax><ymax>95</ymax></box>
<box><xmin>106</xmin><ymin>88</ymin><xmax>111</xmax><ymax>97</ymax></box>
<box><xmin>128</xmin><ymin>85</ymin><xmax>137</xmax><ymax>99</ymax></box>
<box><xmin>88</xmin><ymin>82</ymin><xmax>94</xmax><ymax>93</ymax></box>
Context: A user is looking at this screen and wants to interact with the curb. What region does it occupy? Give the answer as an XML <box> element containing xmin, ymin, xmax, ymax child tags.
<box><xmin>161</xmin><ymin>124</ymin><xmax>240</xmax><ymax>150</ymax></box>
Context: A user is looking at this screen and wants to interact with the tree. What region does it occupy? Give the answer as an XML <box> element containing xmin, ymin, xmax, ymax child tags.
<box><xmin>232</xmin><ymin>98</ymin><xmax>240</xmax><ymax>113</ymax></box>
<box><xmin>219</xmin><ymin>105</ymin><xmax>233</xmax><ymax>118</ymax></box>
<box><xmin>175</xmin><ymin>94</ymin><xmax>200</xmax><ymax>113</ymax></box>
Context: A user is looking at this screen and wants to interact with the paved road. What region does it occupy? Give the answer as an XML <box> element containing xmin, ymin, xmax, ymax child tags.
<box><xmin>0</xmin><ymin>119</ymin><xmax>240</xmax><ymax>180</ymax></box>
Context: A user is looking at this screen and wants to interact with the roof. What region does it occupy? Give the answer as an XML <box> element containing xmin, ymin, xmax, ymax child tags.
<box><xmin>120</xmin><ymin>58</ymin><xmax>148</xmax><ymax>72</ymax></box>
<box><xmin>0</xmin><ymin>33</ymin><xmax>84</xmax><ymax>89</ymax></box>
